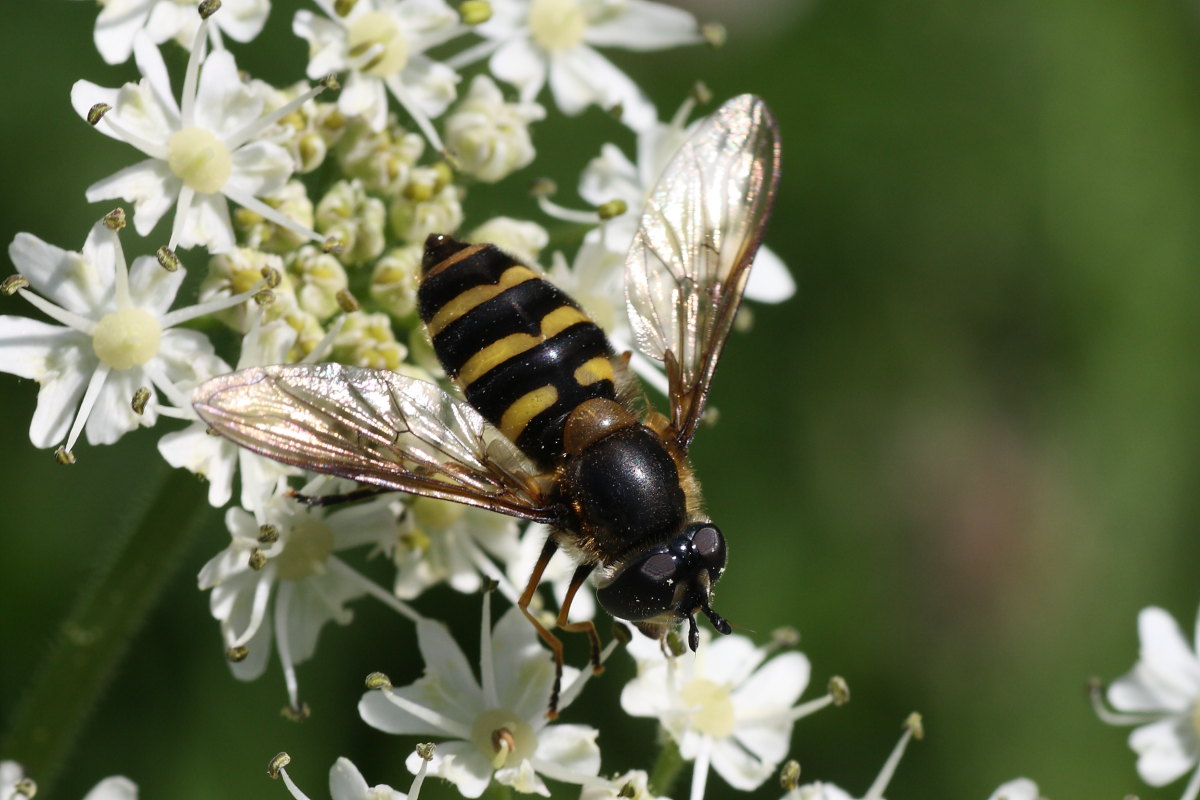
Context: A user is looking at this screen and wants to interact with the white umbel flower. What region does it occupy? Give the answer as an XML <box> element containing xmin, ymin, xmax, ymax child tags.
<box><xmin>461</xmin><ymin>0</ymin><xmax>702</xmax><ymax>131</ymax></box>
<box><xmin>444</xmin><ymin>75</ymin><xmax>545</xmax><ymax>182</ymax></box>
<box><xmin>1095</xmin><ymin>605</ymin><xmax>1200</xmax><ymax>800</ymax></box>
<box><xmin>0</xmin><ymin>216</ymin><xmax>260</xmax><ymax>459</ymax></box>
<box><xmin>78</xmin><ymin>0</ymin><xmax>271</xmax><ymax>65</ymax></box>
<box><xmin>359</xmin><ymin>593</ymin><xmax>603</xmax><ymax>798</ymax></box>
<box><xmin>293</xmin><ymin>0</ymin><xmax>463</xmax><ymax>147</ymax></box>
<box><xmin>199</xmin><ymin>478</ymin><xmax>412</xmax><ymax>711</ymax></box>
<box><xmin>71</xmin><ymin>25</ymin><xmax>326</xmax><ymax>253</ymax></box>
<box><xmin>622</xmin><ymin>630</ymin><xmax>837</xmax><ymax>800</ymax></box>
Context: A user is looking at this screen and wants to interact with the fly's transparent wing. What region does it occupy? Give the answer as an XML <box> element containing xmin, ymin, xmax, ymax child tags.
<box><xmin>193</xmin><ymin>363</ymin><xmax>557</xmax><ymax>522</ymax></box>
<box><xmin>625</xmin><ymin>94</ymin><xmax>781</xmax><ymax>449</ymax></box>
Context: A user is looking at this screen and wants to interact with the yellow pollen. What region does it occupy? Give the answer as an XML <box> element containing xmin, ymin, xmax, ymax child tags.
<box><xmin>347</xmin><ymin>12</ymin><xmax>410</xmax><ymax>76</ymax></box>
<box><xmin>528</xmin><ymin>0</ymin><xmax>586</xmax><ymax>52</ymax></box>
<box><xmin>91</xmin><ymin>308</ymin><xmax>162</xmax><ymax>370</ymax></box>
<box><xmin>680</xmin><ymin>678</ymin><xmax>735</xmax><ymax>739</ymax></box>
<box><xmin>274</xmin><ymin>520</ymin><xmax>335</xmax><ymax>581</ymax></box>
<box><xmin>470</xmin><ymin>709</ymin><xmax>537</xmax><ymax>768</ymax></box>
<box><xmin>167</xmin><ymin>126</ymin><xmax>232</xmax><ymax>194</ymax></box>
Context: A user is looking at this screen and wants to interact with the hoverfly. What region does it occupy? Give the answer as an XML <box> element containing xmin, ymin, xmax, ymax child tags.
<box><xmin>194</xmin><ymin>94</ymin><xmax>781</xmax><ymax>715</ymax></box>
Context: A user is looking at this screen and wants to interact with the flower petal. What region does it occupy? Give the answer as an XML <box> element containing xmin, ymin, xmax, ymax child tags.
<box><xmin>10</xmin><ymin>230</ymin><xmax>109</xmax><ymax>316</ymax></box>
<box><xmin>80</xmin><ymin>776</ymin><xmax>138</xmax><ymax>800</ymax></box>
<box><xmin>85</xmin><ymin>159</ymin><xmax>180</xmax><ymax>238</ymax></box>
<box><xmin>987</xmin><ymin>778</ymin><xmax>1041</xmax><ymax>800</ymax></box>
<box><xmin>159</xmin><ymin>422</ymin><xmax>236</xmax><ymax>507</ymax></box>
<box><xmin>707</xmin><ymin>737</ymin><xmax>776</xmax><ymax>791</ymax></box>
<box><xmin>489</xmin><ymin>39</ymin><xmax>547</xmax><ymax>104</ymax></box>
<box><xmin>92</xmin><ymin>0</ymin><xmax>154</xmax><ymax>64</ymax></box>
<box><xmin>338</xmin><ymin>71</ymin><xmax>389</xmax><ymax>132</ymax></box>
<box><xmin>731</xmin><ymin>651</ymin><xmax>810</xmax><ymax>712</ymax></box>
<box><xmin>133</xmin><ymin>32</ymin><xmax>181</xmax><ymax>121</ymax></box>
<box><xmin>329</xmin><ymin>757</ymin><xmax>370</xmax><ymax>800</ymax></box>
<box><xmin>214</xmin><ymin>0</ymin><xmax>271</xmax><ymax>43</ymax></box>
<box><xmin>1129</xmin><ymin>716</ymin><xmax>1199</xmax><ymax>786</ymax></box>
<box><xmin>227</xmin><ymin>142</ymin><xmax>295</xmax><ymax>198</ymax></box>
<box><xmin>532</xmin><ymin>723</ymin><xmax>601</xmax><ymax>777</ymax></box>
<box><xmin>128</xmin><ymin>254</ymin><xmax>184</xmax><ymax>316</ymax></box>
<box><xmin>193</xmin><ymin>49</ymin><xmax>262</xmax><ymax>137</ymax></box>
<box><xmin>745</xmin><ymin>245</ymin><xmax>795</xmax><ymax>303</ymax></box>
<box><xmin>175</xmin><ymin>191</ymin><xmax>236</xmax><ymax>253</ymax></box>
<box><xmin>583</xmin><ymin>0</ymin><xmax>699</xmax><ymax>51</ymax></box>
<box><xmin>546</xmin><ymin>46</ymin><xmax>655</xmax><ymax>131</ymax></box>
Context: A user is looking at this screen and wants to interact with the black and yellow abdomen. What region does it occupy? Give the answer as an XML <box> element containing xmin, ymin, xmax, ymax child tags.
<box><xmin>418</xmin><ymin>235</ymin><xmax>619</xmax><ymax>465</ymax></box>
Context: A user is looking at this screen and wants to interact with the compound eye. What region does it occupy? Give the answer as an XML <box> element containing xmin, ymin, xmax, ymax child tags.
<box><xmin>689</xmin><ymin>523</ymin><xmax>727</xmax><ymax>579</ymax></box>
<box><xmin>596</xmin><ymin>549</ymin><xmax>680</xmax><ymax>622</ymax></box>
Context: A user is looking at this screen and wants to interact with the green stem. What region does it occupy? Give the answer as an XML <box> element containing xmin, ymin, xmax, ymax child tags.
<box><xmin>648</xmin><ymin>733</ymin><xmax>686</xmax><ymax>798</ymax></box>
<box><xmin>0</xmin><ymin>466</ymin><xmax>208</xmax><ymax>792</ymax></box>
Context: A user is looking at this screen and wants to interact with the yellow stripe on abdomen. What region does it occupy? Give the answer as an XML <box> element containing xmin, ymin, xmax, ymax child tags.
<box><xmin>573</xmin><ymin>356</ymin><xmax>615</xmax><ymax>387</ymax></box>
<box><xmin>426</xmin><ymin>265</ymin><xmax>539</xmax><ymax>337</ymax></box>
<box><xmin>456</xmin><ymin>304</ymin><xmax>592</xmax><ymax>387</ymax></box>
<box><xmin>500</xmin><ymin>385</ymin><xmax>559</xmax><ymax>442</ymax></box>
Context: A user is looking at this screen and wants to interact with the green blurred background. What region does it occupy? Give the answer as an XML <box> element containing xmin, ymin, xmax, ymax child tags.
<box><xmin>3</xmin><ymin>1</ymin><xmax>1200</xmax><ymax>798</ymax></box>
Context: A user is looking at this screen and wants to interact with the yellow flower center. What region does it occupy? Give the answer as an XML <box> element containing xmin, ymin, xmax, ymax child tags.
<box><xmin>680</xmin><ymin>677</ymin><xmax>735</xmax><ymax>739</ymax></box>
<box><xmin>347</xmin><ymin>12</ymin><xmax>410</xmax><ymax>76</ymax></box>
<box><xmin>470</xmin><ymin>709</ymin><xmax>537</xmax><ymax>769</ymax></box>
<box><xmin>167</xmin><ymin>126</ymin><xmax>232</xmax><ymax>194</ymax></box>
<box><xmin>91</xmin><ymin>308</ymin><xmax>162</xmax><ymax>370</ymax></box>
<box><xmin>528</xmin><ymin>0</ymin><xmax>586</xmax><ymax>52</ymax></box>
<box><xmin>275</xmin><ymin>520</ymin><xmax>335</xmax><ymax>581</ymax></box>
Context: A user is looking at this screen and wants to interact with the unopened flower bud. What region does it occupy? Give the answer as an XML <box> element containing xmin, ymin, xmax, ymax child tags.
<box><xmin>596</xmin><ymin>199</ymin><xmax>627</xmax><ymax>220</ymax></box>
<box><xmin>460</xmin><ymin>0</ymin><xmax>491</xmax><ymax>24</ymax></box>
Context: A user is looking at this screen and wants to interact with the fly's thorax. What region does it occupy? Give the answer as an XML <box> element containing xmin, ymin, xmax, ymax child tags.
<box><xmin>564</xmin><ymin>422</ymin><xmax>688</xmax><ymax>556</ymax></box>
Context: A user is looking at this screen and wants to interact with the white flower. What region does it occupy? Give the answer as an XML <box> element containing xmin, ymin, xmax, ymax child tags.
<box><xmin>275</xmin><ymin>754</ymin><xmax>429</xmax><ymax>800</ymax></box>
<box><xmin>1095</xmin><ymin>605</ymin><xmax>1200</xmax><ymax>799</ymax></box>
<box><xmin>359</xmin><ymin>594</ymin><xmax>602</xmax><ymax>798</ymax></box>
<box><xmin>781</xmin><ymin>714</ymin><xmax>921</xmax><ymax>800</ymax></box>
<box><xmin>577</xmin><ymin>100</ymin><xmax>795</xmax><ymax>305</ymax></box>
<box><xmin>444</xmin><ymin>75</ymin><xmax>545</xmax><ymax>182</ymax></box>
<box><xmin>157</xmin><ymin>313</ymin><xmax>301</xmax><ymax>510</ymax></box>
<box><xmin>622</xmin><ymin>630</ymin><xmax>837</xmax><ymax>800</ymax></box>
<box><xmin>578</xmin><ymin>769</ymin><xmax>664</xmax><ymax>800</ymax></box>
<box><xmin>199</xmin><ymin>478</ymin><xmax>412</xmax><ymax>711</ymax></box>
<box><xmin>464</xmin><ymin>0</ymin><xmax>702</xmax><ymax>131</ymax></box>
<box><xmin>986</xmin><ymin>778</ymin><xmax>1042</xmax><ymax>800</ymax></box>
<box><xmin>293</xmin><ymin>0</ymin><xmax>463</xmax><ymax>147</ymax></box>
<box><xmin>78</xmin><ymin>0</ymin><xmax>271</xmax><ymax>65</ymax></box>
<box><xmin>0</xmin><ymin>217</ymin><xmax>258</xmax><ymax>459</ymax></box>
<box><xmin>71</xmin><ymin>28</ymin><xmax>325</xmax><ymax>253</ymax></box>
<box><xmin>1</xmin><ymin>762</ymin><xmax>138</xmax><ymax>800</ymax></box>
<box><xmin>393</xmin><ymin>496</ymin><xmax>521</xmax><ymax>600</ymax></box>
